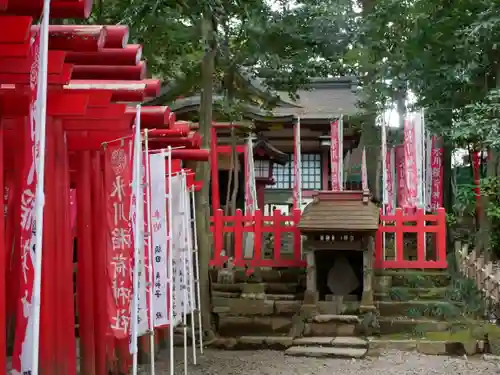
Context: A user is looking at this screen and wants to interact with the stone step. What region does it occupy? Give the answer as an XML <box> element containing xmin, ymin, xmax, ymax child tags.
<box><xmin>293</xmin><ymin>336</ymin><xmax>368</xmax><ymax>348</ymax></box>
<box><xmin>213</xmin><ymin>282</ymin><xmax>301</xmax><ymax>294</ymax></box>
<box><xmin>312</xmin><ymin>314</ymin><xmax>360</xmax><ymax>324</ymax></box>
<box><xmin>304</xmin><ymin>315</ymin><xmax>360</xmax><ymax>337</ymax></box>
<box><xmin>378</xmin><ymin>317</ymin><xmax>449</xmax><ymax>335</ymax></box>
<box><xmin>376</xmin><ymin>270</ymin><xmax>450</xmax><ymax>288</ymax></box>
<box><xmin>285</xmin><ymin>346</ymin><xmax>367</xmax><ymax>358</ymax></box>
<box><xmin>376</xmin><ymin>300</ymin><xmax>461</xmax><ymax>320</ymax></box>
<box><xmin>374</xmin><ymin>287</ymin><xmax>448</xmax><ymax>301</ymax></box>
<box><xmin>210</xmin><ymin>268</ymin><xmax>304</xmax><ymax>284</ymax></box>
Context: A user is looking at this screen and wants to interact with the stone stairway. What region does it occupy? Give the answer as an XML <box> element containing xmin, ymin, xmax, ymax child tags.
<box><xmin>285</xmin><ymin>336</ymin><xmax>368</xmax><ymax>358</ymax></box>
<box><xmin>303</xmin><ymin>314</ymin><xmax>360</xmax><ymax>337</ymax></box>
<box><xmin>209</xmin><ymin>268</ymin><xmax>495</xmax><ymax>358</ymax></box>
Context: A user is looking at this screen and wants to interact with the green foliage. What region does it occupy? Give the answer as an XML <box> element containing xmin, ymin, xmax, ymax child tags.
<box><xmin>77</xmin><ymin>0</ymin><xmax>358</xmax><ymax>111</ymax></box>
<box><xmin>404</xmin><ymin>274</ymin><xmax>435</xmax><ymax>289</ymax></box>
<box><xmin>388</xmin><ymin>287</ymin><xmax>411</xmax><ymax>302</ymax></box>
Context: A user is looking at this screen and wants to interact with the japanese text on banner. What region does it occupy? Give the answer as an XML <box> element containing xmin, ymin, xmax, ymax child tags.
<box><xmin>130</xmin><ymin>149</ymin><xmax>150</xmax><ymax>336</ymax></box>
<box><xmin>385</xmin><ymin>148</ymin><xmax>395</xmax><ymax>215</ymax></box>
<box><xmin>403</xmin><ymin>119</ymin><xmax>418</xmax><ymax>209</ymax></box>
<box><xmin>395</xmin><ymin>145</ymin><xmax>406</xmax><ymax>208</ymax></box>
<box><xmin>430</xmin><ymin>137</ymin><xmax>443</xmax><ymax>211</ymax></box>
<box><xmin>105</xmin><ymin>143</ymin><xmax>133</xmax><ymax>339</ymax></box>
<box><xmin>149</xmin><ymin>153</ymin><xmax>170</xmax><ymax>327</ymax></box>
<box><xmin>330</xmin><ymin>120</ymin><xmax>341</xmax><ymax>191</ymax></box>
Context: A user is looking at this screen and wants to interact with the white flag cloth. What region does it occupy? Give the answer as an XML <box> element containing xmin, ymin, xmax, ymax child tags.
<box><xmin>150</xmin><ymin>153</ymin><xmax>170</xmax><ymax>327</ymax></box>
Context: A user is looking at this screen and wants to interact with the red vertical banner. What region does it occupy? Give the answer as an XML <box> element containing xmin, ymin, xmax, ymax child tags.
<box><xmin>395</xmin><ymin>145</ymin><xmax>406</xmax><ymax>208</ymax></box>
<box><xmin>104</xmin><ymin>142</ymin><xmax>133</xmax><ymax>339</ymax></box>
<box><xmin>330</xmin><ymin>120</ymin><xmax>341</xmax><ymax>191</ymax></box>
<box><xmin>385</xmin><ymin>147</ymin><xmax>395</xmax><ymax>214</ymax></box>
<box><xmin>404</xmin><ymin>119</ymin><xmax>418</xmax><ymax>211</ymax></box>
<box><xmin>430</xmin><ymin>137</ymin><xmax>444</xmax><ymax>211</ymax></box>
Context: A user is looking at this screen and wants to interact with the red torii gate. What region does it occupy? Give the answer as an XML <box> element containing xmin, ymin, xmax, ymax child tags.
<box><xmin>0</xmin><ymin>4</ymin><xmax>209</xmax><ymax>375</ymax></box>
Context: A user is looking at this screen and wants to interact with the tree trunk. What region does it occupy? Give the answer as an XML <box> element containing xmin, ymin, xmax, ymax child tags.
<box><xmin>195</xmin><ymin>11</ymin><xmax>216</xmax><ymax>342</ymax></box>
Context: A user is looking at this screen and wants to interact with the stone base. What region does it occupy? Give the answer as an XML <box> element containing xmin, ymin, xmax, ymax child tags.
<box><xmin>241</xmin><ymin>283</ymin><xmax>266</xmax><ymax>299</ymax></box>
<box><xmin>360</xmin><ymin>290</ymin><xmax>374</xmax><ymax>308</ymax></box>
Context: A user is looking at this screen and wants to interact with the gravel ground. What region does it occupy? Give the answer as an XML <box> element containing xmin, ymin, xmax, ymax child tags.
<box><xmin>143</xmin><ymin>348</ymin><xmax>500</xmax><ymax>375</ymax></box>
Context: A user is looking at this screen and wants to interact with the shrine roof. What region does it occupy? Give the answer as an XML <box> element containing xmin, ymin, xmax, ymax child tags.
<box><xmin>253</xmin><ymin>134</ymin><xmax>288</xmax><ymax>165</ymax></box>
<box><xmin>298</xmin><ymin>190</ymin><xmax>379</xmax><ymax>233</ymax></box>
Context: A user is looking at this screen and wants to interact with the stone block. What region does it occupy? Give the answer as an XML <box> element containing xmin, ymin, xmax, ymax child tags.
<box><xmin>336</xmin><ymin>324</ymin><xmax>357</xmax><ymax>336</ymax></box>
<box><xmin>361</xmin><ymin>290</ymin><xmax>374</xmax><ymax>308</ymax></box>
<box><xmin>214</xmin><ymin>337</ymin><xmax>238</xmax><ymax>349</ymax></box>
<box><xmin>275</xmin><ymin>300</ymin><xmax>302</xmax><ymax>315</ymax></box>
<box><xmin>378</xmin><ymin>317</ymin><xmax>449</xmax><ymax>335</ymax></box>
<box><xmin>218</xmin><ymin>316</ymin><xmax>254</xmax><ymax>336</ymax></box>
<box><xmin>270</xmin><ymin>316</ymin><xmax>294</xmax><ymax>333</ymax></box>
<box><xmin>237</xmin><ymin>336</ymin><xmax>265</xmax><ymax>349</ymax></box>
<box><xmin>310</xmin><ymin>322</ymin><xmax>338</xmax><ymax>336</ymax></box>
<box><xmin>213</xmin><ymin>291</ymin><xmax>240</xmax><ymax>298</ymax></box>
<box><xmin>416</xmin><ymin>341</ymin><xmax>447</xmax><ymax>355</ymax></box>
<box><xmin>241</xmin><ymin>283</ymin><xmax>266</xmax><ymax>299</ymax></box>
<box><xmin>224</xmin><ymin>298</ymin><xmax>275</xmax><ymax>316</ymax></box>
<box><xmin>266</xmin><ymin>294</ymin><xmax>296</xmax><ymax>301</ymax></box>
<box><xmin>285</xmin><ymin>346</ymin><xmax>367</xmax><ymax>359</ymax></box>
<box><xmin>374</xmin><ymin>276</ymin><xmax>392</xmax><ymax>293</ymax></box>
<box><xmin>303</xmin><ymin>290</ymin><xmax>319</xmax><ymax>304</ymax></box>
<box><xmin>303</xmin><ymin>323</ymin><xmax>312</xmax><ymax>336</ymax></box>
<box><xmin>317</xmin><ymin>301</ymin><xmax>343</xmax><ymax>315</ymax></box>
<box><xmin>289</xmin><ymin>315</ymin><xmax>306</xmax><ymax>337</ymax></box>
<box><xmin>300</xmin><ymin>304</ymin><xmax>318</xmax><ymax>320</ymax></box>
<box><xmin>264</xmin><ymin>336</ymin><xmax>294</xmax><ymax>349</ymax></box>
<box><xmin>218</xmin><ymin>269</ymin><xmax>235</xmax><ymax>284</ymax></box>
<box><xmin>312</xmin><ymin>315</ymin><xmax>359</xmax><ymax>324</ymax></box>
<box><xmin>369</xmin><ymin>339</ymin><xmax>417</xmax><ymax>352</ymax></box>
<box><xmin>293</xmin><ymin>337</ymin><xmax>334</xmax><ymax>346</ymax></box>
<box><xmin>212</xmin><ymin>306</ymin><xmax>230</xmax><ymax>313</ymax></box>
<box><xmin>212</xmin><ymin>283</ymin><xmax>241</xmax><ymax>293</ymax></box>
<box><xmin>266</xmin><ymin>282</ymin><xmax>298</xmax><ymax>294</ymax></box>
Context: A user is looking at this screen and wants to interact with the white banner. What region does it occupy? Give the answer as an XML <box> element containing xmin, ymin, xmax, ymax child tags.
<box><xmin>180</xmin><ymin>174</ymin><xmax>194</xmax><ymax>315</ymax></box>
<box><xmin>150</xmin><ymin>153</ymin><xmax>169</xmax><ymax>327</ymax></box>
<box><xmin>130</xmin><ymin>117</ymin><xmax>149</xmax><ymax>338</ymax></box>
<box><xmin>170</xmin><ymin>175</ymin><xmax>184</xmax><ymax>326</ymax></box>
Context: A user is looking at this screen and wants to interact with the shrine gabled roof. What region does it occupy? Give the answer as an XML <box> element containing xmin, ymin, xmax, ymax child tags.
<box><xmin>253</xmin><ymin>134</ymin><xmax>288</xmax><ymax>165</ymax></box>
<box><xmin>298</xmin><ymin>190</ymin><xmax>379</xmax><ymax>233</ymax></box>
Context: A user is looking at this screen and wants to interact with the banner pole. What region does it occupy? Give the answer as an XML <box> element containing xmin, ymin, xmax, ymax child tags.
<box><xmin>167</xmin><ymin>146</ymin><xmax>175</xmax><ymax>375</ymax></box>
<box><xmin>31</xmin><ymin>1</ymin><xmax>51</xmax><ymax>374</ymax></box>
<box><xmin>339</xmin><ymin>114</ymin><xmax>344</xmax><ymax>191</ymax></box>
<box><xmin>131</xmin><ymin>105</ymin><xmax>142</xmax><ymax>375</ymax></box>
<box><xmin>144</xmin><ymin>129</ymin><xmax>156</xmax><ymax>375</ymax></box>
<box><xmin>184</xmin><ymin>175</ymin><xmax>197</xmax><ymax>365</ymax></box>
<box><xmin>180</xmin><ymin>172</ymin><xmax>188</xmax><ymax>375</ymax></box>
<box><xmin>381</xmin><ymin>115</ymin><xmax>388</xmax><ymax>258</ymax></box>
<box><xmin>190</xmin><ymin>187</ymin><xmax>204</xmax><ymax>354</ymax></box>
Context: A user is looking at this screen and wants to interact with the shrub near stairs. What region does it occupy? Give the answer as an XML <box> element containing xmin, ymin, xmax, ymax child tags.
<box><xmin>375</xmin><ymin>266</ymin><xmax>500</xmax><ymax>355</ymax></box>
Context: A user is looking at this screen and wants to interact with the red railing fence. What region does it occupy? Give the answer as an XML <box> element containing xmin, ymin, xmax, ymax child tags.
<box><xmin>209</xmin><ymin>208</ymin><xmax>305</xmax><ymax>268</ymax></box>
<box><xmin>375</xmin><ymin>207</ymin><xmax>447</xmax><ymax>269</ymax></box>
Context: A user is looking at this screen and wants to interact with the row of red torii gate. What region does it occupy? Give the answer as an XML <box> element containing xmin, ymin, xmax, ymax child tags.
<box><xmin>0</xmin><ymin>1</ymin><xmax>448</xmax><ymax>375</ymax></box>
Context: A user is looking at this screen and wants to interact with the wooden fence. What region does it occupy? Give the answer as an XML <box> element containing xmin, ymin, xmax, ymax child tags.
<box><xmin>375</xmin><ymin>208</ymin><xmax>448</xmax><ymax>269</ymax></box>
<box><xmin>210</xmin><ymin>207</ymin><xmax>448</xmax><ymax>270</ymax></box>
<box><xmin>455</xmin><ymin>242</ymin><xmax>500</xmax><ymax>304</ymax></box>
<box><xmin>209</xmin><ymin>208</ymin><xmax>306</xmax><ymax>268</ymax></box>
